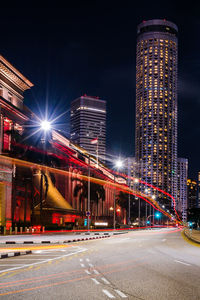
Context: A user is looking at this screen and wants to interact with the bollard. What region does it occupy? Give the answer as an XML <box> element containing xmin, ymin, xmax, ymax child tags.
<box><xmin>4</xmin><ymin>227</ymin><xmax>6</xmax><ymax>235</ymax></box>
<box><xmin>25</xmin><ymin>227</ymin><xmax>27</xmax><ymax>233</ymax></box>
<box><xmin>9</xmin><ymin>227</ymin><xmax>12</xmax><ymax>235</ymax></box>
<box><xmin>15</xmin><ymin>227</ymin><xmax>18</xmax><ymax>234</ymax></box>
<box><xmin>42</xmin><ymin>226</ymin><xmax>45</xmax><ymax>233</ymax></box>
<box><xmin>32</xmin><ymin>228</ymin><xmax>34</xmax><ymax>233</ymax></box>
<box><xmin>29</xmin><ymin>227</ymin><xmax>32</xmax><ymax>234</ymax></box>
<box><xmin>20</xmin><ymin>227</ymin><xmax>23</xmax><ymax>234</ymax></box>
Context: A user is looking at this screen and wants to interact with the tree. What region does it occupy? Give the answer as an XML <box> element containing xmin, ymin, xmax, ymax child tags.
<box><xmin>72</xmin><ymin>178</ymin><xmax>105</xmax><ymax>217</ymax></box>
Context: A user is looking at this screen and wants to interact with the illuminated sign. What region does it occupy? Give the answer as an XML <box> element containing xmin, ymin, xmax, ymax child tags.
<box><xmin>94</xmin><ymin>222</ymin><xmax>108</xmax><ymax>226</ymax></box>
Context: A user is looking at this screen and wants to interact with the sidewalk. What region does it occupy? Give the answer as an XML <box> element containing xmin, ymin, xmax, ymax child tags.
<box><xmin>184</xmin><ymin>229</ymin><xmax>200</xmax><ymax>244</ymax></box>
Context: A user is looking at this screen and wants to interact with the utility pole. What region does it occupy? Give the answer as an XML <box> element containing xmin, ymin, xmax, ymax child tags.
<box><xmin>128</xmin><ymin>192</ymin><xmax>131</xmax><ymax>226</ymax></box>
<box><xmin>145</xmin><ymin>201</ymin><xmax>147</xmax><ymax>227</ymax></box>
<box><xmin>138</xmin><ymin>198</ymin><xmax>140</xmax><ymax>228</ymax></box>
<box><xmin>87</xmin><ymin>156</ymin><xmax>90</xmax><ymax>231</ymax></box>
<box><xmin>113</xmin><ymin>174</ymin><xmax>116</xmax><ymax>230</ymax></box>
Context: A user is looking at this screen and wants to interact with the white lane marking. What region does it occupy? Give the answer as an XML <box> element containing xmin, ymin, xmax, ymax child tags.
<box><xmin>27</xmin><ymin>254</ymin><xmax>63</xmax><ymax>257</ymax></box>
<box><xmin>0</xmin><ymin>264</ymin><xmax>29</xmax><ymax>266</ymax></box>
<box><xmin>89</xmin><ymin>263</ymin><xmax>94</xmax><ymax>267</ymax></box>
<box><xmin>86</xmin><ymin>258</ymin><xmax>90</xmax><ymax>262</ymax></box>
<box><xmin>80</xmin><ymin>263</ymin><xmax>85</xmax><ymax>267</ymax></box>
<box><xmin>174</xmin><ymin>260</ymin><xmax>191</xmax><ymax>266</ymax></box>
<box><xmin>2</xmin><ymin>258</ymin><xmax>49</xmax><ymax>261</ymax></box>
<box><xmin>91</xmin><ymin>278</ymin><xmax>100</xmax><ymax>285</ymax></box>
<box><xmin>93</xmin><ymin>269</ymin><xmax>99</xmax><ymax>275</ymax></box>
<box><xmin>162</xmin><ymin>239</ymin><xmax>166</xmax><ymax>242</ymax></box>
<box><xmin>101</xmin><ymin>277</ymin><xmax>110</xmax><ymax>284</ymax></box>
<box><xmin>85</xmin><ymin>270</ymin><xmax>91</xmax><ymax>275</ymax></box>
<box><xmin>115</xmin><ymin>289</ymin><xmax>127</xmax><ymax>298</ymax></box>
<box><xmin>0</xmin><ymin>247</ymin><xmax>87</xmax><ymax>274</ymax></box>
<box><xmin>80</xmin><ymin>258</ymin><xmax>83</xmax><ymax>262</ymax></box>
<box><xmin>102</xmin><ymin>289</ymin><xmax>115</xmax><ymax>298</ymax></box>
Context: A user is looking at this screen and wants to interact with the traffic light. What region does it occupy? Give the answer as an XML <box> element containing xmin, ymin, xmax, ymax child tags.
<box><xmin>155</xmin><ymin>212</ymin><xmax>161</xmax><ymax>218</ymax></box>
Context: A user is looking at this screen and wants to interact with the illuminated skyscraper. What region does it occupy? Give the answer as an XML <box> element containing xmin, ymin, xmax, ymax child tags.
<box><xmin>70</xmin><ymin>95</ymin><xmax>106</xmax><ymax>161</ymax></box>
<box><xmin>177</xmin><ymin>158</ymin><xmax>188</xmax><ymax>222</ymax></box>
<box><xmin>135</xmin><ymin>19</ymin><xmax>178</xmax><ymax>208</ymax></box>
<box><xmin>187</xmin><ymin>179</ymin><xmax>198</xmax><ymax>209</ymax></box>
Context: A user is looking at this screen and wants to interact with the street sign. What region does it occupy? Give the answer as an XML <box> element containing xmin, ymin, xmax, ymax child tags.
<box><xmin>86</xmin><ymin>211</ymin><xmax>90</xmax><ymax>217</ymax></box>
<box><xmin>84</xmin><ymin>219</ymin><xmax>87</xmax><ymax>226</ymax></box>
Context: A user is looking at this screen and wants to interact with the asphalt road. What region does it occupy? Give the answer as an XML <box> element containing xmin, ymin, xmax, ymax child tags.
<box><xmin>0</xmin><ymin>228</ymin><xmax>199</xmax><ymax>299</ymax></box>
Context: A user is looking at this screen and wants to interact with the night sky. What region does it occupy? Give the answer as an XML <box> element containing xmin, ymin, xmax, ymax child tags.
<box><xmin>0</xmin><ymin>1</ymin><xmax>200</xmax><ymax>178</ymax></box>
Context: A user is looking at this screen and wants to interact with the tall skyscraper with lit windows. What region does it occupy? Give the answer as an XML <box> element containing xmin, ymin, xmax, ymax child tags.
<box><xmin>177</xmin><ymin>158</ymin><xmax>188</xmax><ymax>222</ymax></box>
<box><xmin>135</xmin><ymin>19</ymin><xmax>178</xmax><ymax>208</ymax></box>
<box><xmin>70</xmin><ymin>95</ymin><xmax>106</xmax><ymax>161</ymax></box>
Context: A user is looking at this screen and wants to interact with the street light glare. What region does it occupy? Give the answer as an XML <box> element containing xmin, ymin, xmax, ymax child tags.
<box><xmin>115</xmin><ymin>159</ymin><xmax>123</xmax><ymax>169</ymax></box>
<box><xmin>41</xmin><ymin>120</ymin><xmax>51</xmax><ymax>131</ymax></box>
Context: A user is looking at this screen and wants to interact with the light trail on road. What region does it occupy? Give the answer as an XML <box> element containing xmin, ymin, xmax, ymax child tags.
<box><xmin>0</xmin><ymin>154</ymin><xmax>181</xmax><ymax>223</ymax></box>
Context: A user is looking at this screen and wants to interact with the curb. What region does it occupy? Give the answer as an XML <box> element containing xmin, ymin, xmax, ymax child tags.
<box><xmin>184</xmin><ymin>229</ymin><xmax>200</xmax><ymax>245</ymax></box>
<box><xmin>0</xmin><ymin>235</ymin><xmax>111</xmax><ymax>244</ymax></box>
<box><xmin>0</xmin><ymin>250</ymin><xmax>32</xmax><ymax>259</ymax></box>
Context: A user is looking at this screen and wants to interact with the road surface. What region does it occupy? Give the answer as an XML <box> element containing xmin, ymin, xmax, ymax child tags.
<box><xmin>0</xmin><ymin>228</ymin><xmax>199</xmax><ymax>299</ymax></box>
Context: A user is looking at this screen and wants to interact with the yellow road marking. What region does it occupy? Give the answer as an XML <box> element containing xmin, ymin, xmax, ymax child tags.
<box><xmin>0</xmin><ymin>244</ymin><xmax>72</xmax><ymax>252</ymax></box>
<box><xmin>181</xmin><ymin>231</ymin><xmax>200</xmax><ymax>248</ymax></box>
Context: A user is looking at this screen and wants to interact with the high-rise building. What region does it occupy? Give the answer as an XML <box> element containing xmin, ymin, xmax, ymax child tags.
<box><xmin>197</xmin><ymin>172</ymin><xmax>200</xmax><ymax>208</ymax></box>
<box><xmin>70</xmin><ymin>95</ymin><xmax>106</xmax><ymax>161</ymax></box>
<box><xmin>135</xmin><ymin>19</ymin><xmax>178</xmax><ymax>209</ymax></box>
<box><xmin>177</xmin><ymin>158</ymin><xmax>188</xmax><ymax>222</ymax></box>
<box><xmin>187</xmin><ymin>179</ymin><xmax>198</xmax><ymax>209</ymax></box>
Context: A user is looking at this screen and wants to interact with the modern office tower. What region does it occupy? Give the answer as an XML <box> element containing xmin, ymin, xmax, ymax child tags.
<box><xmin>70</xmin><ymin>95</ymin><xmax>106</xmax><ymax>161</ymax></box>
<box><xmin>177</xmin><ymin>158</ymin><xmax>188</xmax><ymax>222</ymax></box>
<box><xmin>135</xmin><ymin>19</ymin><xmax>178</xmax><ymax>208</ymax></box>
<box><xmin>187</xmin><ymin>179</ymin><xmax>198</xmax><ymax>209</ymax></box>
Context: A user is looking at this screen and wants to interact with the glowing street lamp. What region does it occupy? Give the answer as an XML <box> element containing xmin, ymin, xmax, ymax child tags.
<box><xmin>40</xmin><ymin>120</ymin><xmax>51</xmax><ymax>131</ymax></box>
<box><xmin>113</xmin><ymin>158</ymin><xmax>123</xmax><ymax>230</ymax></box>
<box><xmin>115</xmin><ymin>159</ymin><xmax>123</xmax><ymax>169</ymax></box>
<box><xmin>39</xmin><ymin>119</ymin><xmax>51</xmax><ymax>226</ymax></box>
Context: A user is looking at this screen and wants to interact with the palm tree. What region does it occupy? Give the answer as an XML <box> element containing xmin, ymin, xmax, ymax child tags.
<box><xmin>72</xmin><ymin>178</ymin><xmax>105</xmax><ymax>218</ymax></box>
<box><xmin>73</xmin><ymin>180</ymin><xmax>87</xmax><ymax>212</ymax></box>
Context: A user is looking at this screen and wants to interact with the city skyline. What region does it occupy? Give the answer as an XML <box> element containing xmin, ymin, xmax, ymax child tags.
<box><xmin>0</xmin><ymin>2</ymin><xmax>199</xmax><ymax>178</ymax></box>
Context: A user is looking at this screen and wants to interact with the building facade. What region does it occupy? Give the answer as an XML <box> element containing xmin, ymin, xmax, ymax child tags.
<box><xmin>0</xmin><ymin>55</ymin><xmax>33</xmax><ymax>229</ymax></box>
<box><xmin>70</xmin><ymin>95</ymin><xmax>106</xmax><ymax>162</ymax></box>
<box><xmin>135</xmin><ymin>19</ymin><xmax>178</xmax><ymax>208</ymax></box>
<box><xmin>177</xmin><ymin>158</ymin><xmax>188</xmax><ymax>222</ymax></box>
<box><xmin>187</xmin><ymin>179</ymin><xmax>198</xmax><ymax>209</ymax></box>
